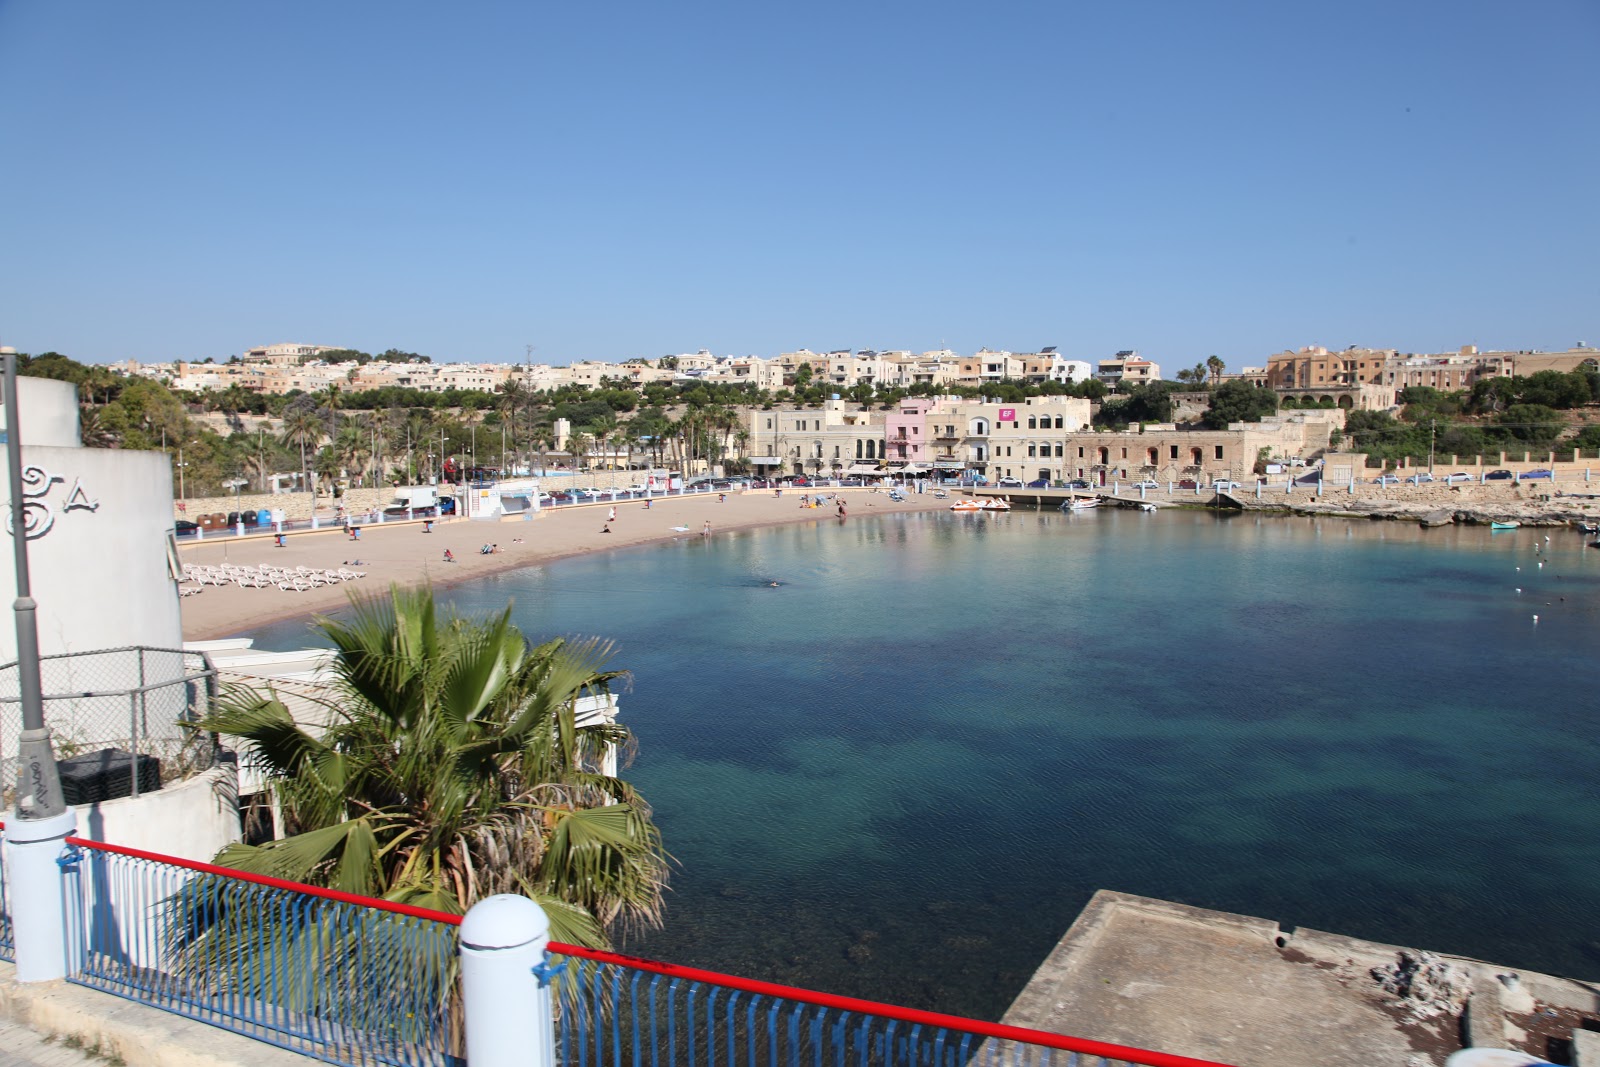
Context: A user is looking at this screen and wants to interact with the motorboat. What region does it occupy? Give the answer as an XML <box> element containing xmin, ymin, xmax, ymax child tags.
<box><xmin>1490</xmin><ymin>521</ymin><xmax>1520</xmax><ymax>531</ymax></box>
<box><xmin>1137</xmin><ymin>502</ymin><xmax>1157</xmax><ymax>513</ymax></box>
<box><xmin>1061</xmin><ymin>497</ymin><xmax>1100</xmax><ymax>511</ymax></box>
<box><xmin>949</xmin><ymin>498</ymin><xmax>1010</xmax><ymax>512</ymax></box>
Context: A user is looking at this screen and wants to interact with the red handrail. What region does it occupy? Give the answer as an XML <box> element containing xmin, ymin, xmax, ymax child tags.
<box><xmin>60</xmin><ymin>835</ymin><xmax>1235</xmax><ymax>1067</ymax></box>
<box><xmin>64</xmin><ymin>836</ymin><xmax>467</xmax><ymax>926</ymax></box>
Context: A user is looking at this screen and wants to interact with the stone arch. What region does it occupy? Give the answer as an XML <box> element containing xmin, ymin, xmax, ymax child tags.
<box><xmin>1189</xmin><ymin>446</ymin><xmax>1203</xmax><ymax>466</ymax></box>
<box><xmin>1146</xmin><ymin>447</ymin><xmax>1159</xmax><ymax>466</ymax></box>
<box><xmin>1337</xmin><ymin>394</ymin><xmax>1354</xmax><ymax>409</ymax></box>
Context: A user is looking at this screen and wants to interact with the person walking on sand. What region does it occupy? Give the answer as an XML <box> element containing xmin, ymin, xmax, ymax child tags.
<box><xmin>608</xmin><ymin>505</ymin><xmax>617</xmax><ymax>523</ymax></box>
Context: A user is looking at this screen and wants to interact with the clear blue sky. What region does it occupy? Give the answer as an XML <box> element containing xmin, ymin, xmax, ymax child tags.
<box><xmin>2</xmin><ymin>0</ymin><xmax>1596</xmax><ymax>369</ymax></box>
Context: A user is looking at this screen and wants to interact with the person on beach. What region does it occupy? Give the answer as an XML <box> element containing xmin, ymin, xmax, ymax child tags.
<box><xmin>701</xmin><ymin>520</ymin><xmax>712</xmax><ymax>537</ymax></box>
<box><xmin>601</xmin><ymin>524</ymin><xmax>612</xmax><ymax>534</ymax></box>
<box><xmin>443</xmin><ymin>549</ymin><xmax>455</xmax><ymax>563</ymax></box>
<box><xmin>608</xmin><ymin>506</ymin><xmax>617</xmax><ymax>522</ymax></box>
<box><xmin>837</xmin><ymin>500</ymin><xmax>847</xmax><ymax>518</ymax></box>
<box><xmin>718</xmin><ymin>493</ymin><xmax>726</xmax><ymax>503</ymax></box>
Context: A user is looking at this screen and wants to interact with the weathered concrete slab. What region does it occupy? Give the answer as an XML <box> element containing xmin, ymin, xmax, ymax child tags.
<box><xmin>1003</xmin><ymin>891</ymin><xmax>1600</xmax><ymax>1067</ymax></box>
<box><xmin>0</xmin><ymin>962</ymin><xmax>311</xmax><ymax>1067</ymax></box>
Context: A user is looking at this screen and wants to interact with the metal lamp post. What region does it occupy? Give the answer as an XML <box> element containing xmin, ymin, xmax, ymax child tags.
<box><xmin>1</xmin><ymin>348</ymin><xmax>65</xmax><ymax>820</ymax></box>
<box><xmin>2</xmin><ymin>346</ymin><xmax>77</xmax><ymax>985</ymax></box>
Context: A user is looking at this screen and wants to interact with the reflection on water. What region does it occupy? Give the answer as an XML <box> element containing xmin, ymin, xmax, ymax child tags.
<box><xmin>246</xmin><ymin>510</ymin><xmax>1600</xmax><ymax>1019</ymax></box>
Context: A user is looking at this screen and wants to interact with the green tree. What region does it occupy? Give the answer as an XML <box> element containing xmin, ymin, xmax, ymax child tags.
<box><xmin>199</xmin><ymin>586</ymin><xmax>667</xmax><ymax>945</ymax></box>
<box><xmin>1201</xmin><ymin>380</ymin><xmax>1277</xmax><ymax>430</ymax></box>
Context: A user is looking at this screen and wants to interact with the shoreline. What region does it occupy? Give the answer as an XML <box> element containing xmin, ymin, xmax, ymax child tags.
<box><xmin>179</xmin><ymin>489</ymin><xmax>949</xmax><ymax>640</ymax></box>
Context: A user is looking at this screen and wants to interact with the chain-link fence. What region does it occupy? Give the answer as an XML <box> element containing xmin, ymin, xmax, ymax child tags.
<box><xmin>0</xmin><ymin>646</ymin><xmax>219</xmax><ymax>803</ymax></box>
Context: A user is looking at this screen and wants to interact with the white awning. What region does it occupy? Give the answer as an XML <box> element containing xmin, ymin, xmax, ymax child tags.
<box><xmin>749</xmin><ymin>456</ymin><xmax>784</xmax><ymax>465</ymax></box>
<box><xmin>841</xmin><ymin>465</ymin><xmax>886</xmax><ymax>476</ymax></box>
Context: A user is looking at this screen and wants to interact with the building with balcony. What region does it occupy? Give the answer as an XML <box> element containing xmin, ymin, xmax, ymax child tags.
<box><xmin>1096</xmin><ymin>352</ymin><xmax>1162</xmax><ymax>389</ymax></box>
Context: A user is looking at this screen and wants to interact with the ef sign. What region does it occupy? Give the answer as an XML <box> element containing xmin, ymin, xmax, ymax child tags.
<box><xmin>998</xmin><ymin>407</ymin><xmax>1016</xmax><ymax>422</ymax></box>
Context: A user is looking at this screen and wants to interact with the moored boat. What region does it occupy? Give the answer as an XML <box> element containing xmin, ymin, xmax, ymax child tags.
<box><xmin>1490</xmin><ymin>520</ymin><xmax>1520</xmax><ymax>531</ymax></box>
<box><xmin>949</xmin><ymin>498</ymin><xmax>1011</xmax><ymax>512</ymax></box>
<box><xmin>1061</xmin><ymin>497</ymin><xmax>1099</xmax><ymax>511</ymax></box>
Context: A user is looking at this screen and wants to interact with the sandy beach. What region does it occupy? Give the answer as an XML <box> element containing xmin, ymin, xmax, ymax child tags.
<box><xmin>179</xmin><ymin>489</ymin><xmax>949</xmax><ymax>640</ymax></box>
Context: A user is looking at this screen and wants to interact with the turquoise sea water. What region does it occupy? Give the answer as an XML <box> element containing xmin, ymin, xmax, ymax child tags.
<box><xmin>246</xmin><ymin>509</ymin><xmax>1600</xmax><ymax>1020</ymax></box>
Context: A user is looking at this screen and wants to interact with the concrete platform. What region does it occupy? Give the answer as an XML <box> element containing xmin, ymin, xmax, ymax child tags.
<box><xmin>1003</xmin><ymin>891</ymin><xmax>1600</xmax><ymax>1067</ymax></box>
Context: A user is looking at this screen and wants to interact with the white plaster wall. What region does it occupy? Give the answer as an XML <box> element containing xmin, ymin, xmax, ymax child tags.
<box><xmin>70</xmin><ymin>765</ymin><xmax>241</xmax><ymax>970</ymax></box>
<box><xmin>73</xmin><ymin>764</ymin><xmax>240</xmax><ymax>863</ymax></box>
<box><xmin>0</xmin><ymin>444</ymin><xmax>182</xmax><ymax>664</ymax></box>
<box><xmin>1</xmin><ymin>376</ymin><xmax>80</xmax><ymax>448</ymax></box>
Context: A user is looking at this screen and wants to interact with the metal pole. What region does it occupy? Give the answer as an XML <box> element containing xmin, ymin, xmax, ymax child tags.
<box><xmin>3</xmin><ymin>347</ymin><xmax>77</xmax><ymax>985</ymax></box>
<box><xmin>3</xmin><ymin>349</ymin><xmax>66</xmax><ymax>821</ymax></box>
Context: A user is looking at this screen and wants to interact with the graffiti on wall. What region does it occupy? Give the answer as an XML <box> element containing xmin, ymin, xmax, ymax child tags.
<box><xmin>4</xmin><ymin>466</ymin><xmax>100</xmax><ymax>540</ymax></box>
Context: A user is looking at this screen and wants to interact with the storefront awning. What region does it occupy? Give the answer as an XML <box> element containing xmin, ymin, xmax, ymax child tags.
<box><xmin>749</xmin><ymin>456</ymin><xmax>784</xmax><ymax>465</ymax></box>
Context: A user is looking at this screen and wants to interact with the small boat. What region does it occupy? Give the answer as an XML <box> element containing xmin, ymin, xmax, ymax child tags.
<box><xmin>1061</xmin><ymin>497</ymin><xmax>1099</xmax><ymax>511</ymax></box>
<box><xmin>1137</xmin><ymin>502</ymin><xmax>1157</xmax><ymax>513</ymax></box>
<box><xmin>1576</xmin><ymin>521</ymin><xmax>1598</xmax><ymax>533</ymax></box>
<box><xmin>1490</xmin><ymin>521</ymin><xmax>1520</xmax><ymax>531</ymax></box>
<box><xmin>949</xmin><ymin>498</ymin><xmax>1010</xmax><ymax>512</ymax></box>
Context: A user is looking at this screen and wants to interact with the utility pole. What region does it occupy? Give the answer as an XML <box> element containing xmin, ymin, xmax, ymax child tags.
<box><xmin>1429</xmin><ymin>419</ymin><xmax>1436</xmax><ymax>475</ymax></box>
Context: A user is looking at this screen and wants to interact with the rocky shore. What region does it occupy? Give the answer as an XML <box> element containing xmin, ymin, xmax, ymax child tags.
<box><xmin>1215</xmin><ymin>483</ymin><xmax>1600</xmax><ymax>528</ymax></box>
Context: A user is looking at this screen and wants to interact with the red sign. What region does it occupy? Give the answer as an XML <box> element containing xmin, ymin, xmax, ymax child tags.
<box><xmin>998</xmin><ymin>407</ymin><xmax>1016</xmax><ymax>422</ymax></box>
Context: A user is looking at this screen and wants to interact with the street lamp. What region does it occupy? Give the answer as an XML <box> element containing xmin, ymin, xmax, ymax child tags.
<box><xmin>1</xmin><ymin>346</ymin><xmax>67</xmax><ymax>821</ymax></box>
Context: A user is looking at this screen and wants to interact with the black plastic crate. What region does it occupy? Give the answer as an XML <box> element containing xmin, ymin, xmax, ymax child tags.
<box><xmin>56</xmin><ymin>749</ymin><xmax>162</xmax><ymax>804</ymax></box>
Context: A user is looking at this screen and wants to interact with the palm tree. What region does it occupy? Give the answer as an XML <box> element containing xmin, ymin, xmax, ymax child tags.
<box><xmin>279</xmin><ymin>409</ymin><xmax>324</xmax><ymax>496</ymax></box>
<box><xmin>200</xmin><ymin>585</ymin><xmax>667</xmax><ymax>944</ymax></box>
<box><xmin>1207</xmin><ymin>355</ymin><xmax>1226</xmax><ymax>385</ymax></box>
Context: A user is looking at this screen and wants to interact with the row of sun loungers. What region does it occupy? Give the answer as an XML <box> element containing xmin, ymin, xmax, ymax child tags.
<box><xmin>180</xmin><ymin>564</ymin><xmax>367</xmax><ymax>592</ymax></box>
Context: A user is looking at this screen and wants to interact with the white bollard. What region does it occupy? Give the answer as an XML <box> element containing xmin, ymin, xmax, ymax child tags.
<box><xmin>311</xmin><ymin>515</ymin><xmax>319</xmax><ymax>530</ymax></box>
<box><xmin>460</xmin><ymin>895</ymin><xmax>557</xmax><ymax>1067</ymax></box>
<box><xmin>2</xmin><ymin>809</ymin><xmax>79</xmax><ymax>982</ymax></box>
<box><xmin>235</xmin><ymin>522</ymin><xmax>244</xmax><ymax>537</ymax></box>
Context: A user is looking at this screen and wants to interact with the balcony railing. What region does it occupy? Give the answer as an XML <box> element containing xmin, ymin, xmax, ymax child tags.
<box><xmin>0</xmin><ymin>833</ymin><xmax>1238</xmax><ymax>1067</ymax></box>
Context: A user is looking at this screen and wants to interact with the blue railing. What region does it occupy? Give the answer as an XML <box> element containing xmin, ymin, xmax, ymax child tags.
<box><xmin>552</xmin><ymin>950</ymin><xmax>1226</xmax><ymax>1067</ymax></box>
<box><xmin>12</xmin><ymin>836</ymin><xmax>1230</xmax><ymax>1067</ymax></box>
<box><xmin>60</xmin><ymin>838</ymin><xmax>460</xmax><ymax>1067</ymax></box>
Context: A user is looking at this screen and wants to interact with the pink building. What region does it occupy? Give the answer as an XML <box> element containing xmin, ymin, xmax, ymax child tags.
<box><xmin>882</xmin><ymin>398</ymin><xmax>936</xmax><ymax>467</ymax></box>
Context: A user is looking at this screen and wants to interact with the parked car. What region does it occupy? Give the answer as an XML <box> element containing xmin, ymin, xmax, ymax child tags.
<box><xmin>1213</xmin><ymin>480</ymin><xmax>1242</xmax><ymax>490</ymax></box>
<box><xmin>1406</xmin><ymin>473</ymin><xmax>1434</xmax><ymax>484</ymax></box>
<box><xmin>1522</xmin><ymin>469</ymin><xmax>1553</xmax><ymax>480</ymax></box>
<box><xmin>1066</xmin><ymin>479</ymin><xmax>1091</xmax><ymax>489</ymax></box>
<box><xmin>1131</xmin><ymin>480</ymin><xmax>1161</xmax><ymax>490</ymax></box>
<box><xmin>1025</xmin><ymin>479</ymin><xmax>1051</xmax><ymax>489</ymax></box>
<box><xmin>1484</xmin><ymin>469</ymin><xmax>1515</xmax><ymax>481</ymax></box>
<box><xmin>1371</xmin><ymin>475</ymin><xmax>1401</xmax><ymax>486</ymax></box>
<box><xmin>997</xmin><ymin>477</ymin><xmax>1024</xmax><ymax>488</ymax></box>
<box><xmin>1444</xmin><ymin>472</ymin><xmax>1476</xmax><ymax>484</ymax></box>
<box><xmin>1178</xmin><ymin>479</ymin><xmax>1198</xmax><ymax>489</ymax></box>
<box><xmin>174</xmin><ymin>519</ymin><xmax>198</xmax><ymax>535</ymax></box>
<box><xmin>1293</xmin><ymin>472</ymin><xmax>1323</xmax><ymax>486</ymax></box>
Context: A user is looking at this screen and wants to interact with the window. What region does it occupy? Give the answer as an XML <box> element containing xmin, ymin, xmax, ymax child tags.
<box><xmin>1120</xmin><ymin>447</ymin><xmax>1128</xmax><ymax>459</ymax></box>
<box><xmin>1006</xmin><ymin>446</ymin><xmax>1013</xmax><ymax>457</ymax></box>
<box><xmin>1055</xmin><ymin>444</ymin><xmax>1063</xmax><ymax>457</ymax></box>
<box><xmin>1214</xmin><ymin>445</ymin><xmax>1224</xmax><ymax>459</ymax></box>
<box><xmin>1078</xmin><ymin>447</ymin><xmax>1084</xmax><ymax>458</ymax></box>
<box><xmin>1027</xmin><ymin>445</ymin><xmax>1036</xmax><ymax>457</ymax></box>
<box><xmin>765</xmin><ymin>418</ymin><xmax>773</xmax><ymax>429</ymax></box>
<box><xmin>1055</xmin><ymin>416</ymin><xmax>1063</xmax><ymax>429</ymax></box>
<box><xmin>1028</xmin><ymin>416</ymin><xmax>1037</xmax><ymax>429</ymax></box>
<box><xmin>1170</xmin><ymin>445</ymin><xmax>1179</xmax><ymax>459</ymax></box>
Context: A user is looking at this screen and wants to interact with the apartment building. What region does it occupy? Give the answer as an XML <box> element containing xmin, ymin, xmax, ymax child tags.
<box><xmin>1095</xmin><ymin>352</ymin><xmax>1162</xmax><ymax>388</ymax></box>
<box><xmin>743</xmin><ymin>397</ymin><xmax>887</xmax><ymax>476</ymax></box>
